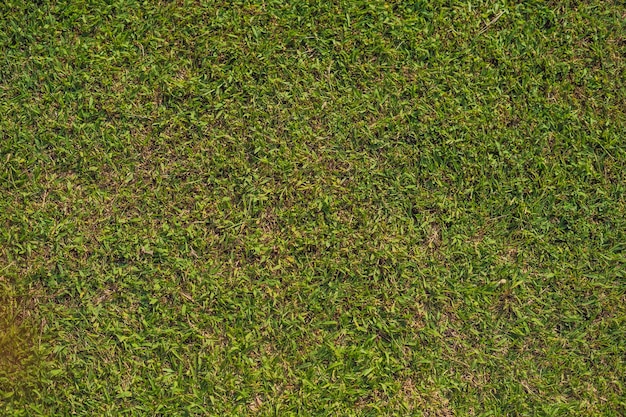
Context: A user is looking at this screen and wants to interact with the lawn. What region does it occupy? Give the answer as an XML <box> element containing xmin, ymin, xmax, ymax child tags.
<box><xmin>1</xmin><ymin>0</ymin><xmax>625</xmax><ymax>415</ymax></box>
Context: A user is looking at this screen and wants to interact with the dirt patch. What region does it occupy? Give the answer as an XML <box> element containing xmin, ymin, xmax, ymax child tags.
<box><xmin>0</xmin><ymin>285</ymin><xmax>41</xmax><ymax>400</ymax></box>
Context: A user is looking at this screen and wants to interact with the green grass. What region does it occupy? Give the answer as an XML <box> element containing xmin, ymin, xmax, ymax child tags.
<box><xmin>1</xmin><ymin>0</ymin><xmax>625</xmax><ymax>415</ymax></box>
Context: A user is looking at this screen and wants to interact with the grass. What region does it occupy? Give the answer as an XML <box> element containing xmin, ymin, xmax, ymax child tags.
<box><xmin>1</xmin><ymin>0</ymin><xmax>625</xmax><ymax>415</ymax></box>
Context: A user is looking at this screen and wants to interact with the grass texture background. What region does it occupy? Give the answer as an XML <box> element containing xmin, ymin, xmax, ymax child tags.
<box><xmin>1</xmin><ymin>1</ymin><xmax>625</xmax><ymax>415</ymax></box>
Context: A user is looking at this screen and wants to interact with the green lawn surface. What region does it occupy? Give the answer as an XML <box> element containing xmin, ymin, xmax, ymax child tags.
<box><xmin>1</xmin><ymin>1</ymin><xmax>625</xmax><ymax>415</ymax></box>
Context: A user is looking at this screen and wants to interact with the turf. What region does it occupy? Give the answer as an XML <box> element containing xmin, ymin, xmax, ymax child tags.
<box><xmin>1</xmin><ymin>0</ymin><xmax>625</xmax><ymax>415</ymax></box>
